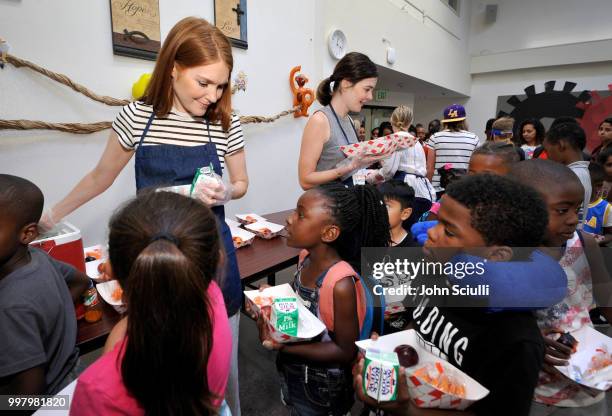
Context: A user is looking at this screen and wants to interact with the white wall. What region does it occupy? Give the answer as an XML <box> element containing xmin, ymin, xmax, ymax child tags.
<box><xmin>0</xmin><ymin>0</ymin><xmax>316</xmax><ymax>245</ymax></box>
<box><xmin>466</xmin><ymin>61</ymin><xmax>612</xmax><ymax>144</ymax></box>
<box><xmin>316</xmin><ymin>0</ymin><xmax>473</xmax><ymax>96</ymax></box>
<box><xmin>470</xmin><ymin>0</ymin><xmax>612</xmax><ymax>73</ymax></box>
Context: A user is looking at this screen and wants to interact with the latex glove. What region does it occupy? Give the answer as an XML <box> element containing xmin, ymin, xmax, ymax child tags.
<box><xmin>336</xmin><ymin>147</ymin><xmax>393</xmax><ymax>176</ymax></box>
<box><xmin>38</xmin><ymin>208</ymin><xmax>60</xmax><ymax>234</ymax></box>
<box><xmin>365</xmin><ymin>169</ymin><xmax>384</xmax><ymax>184</ymax></box>
<box><xmin>193</xmin><ymin>179</ymin><xmax>233</xmax><ymax>207</ymax></box>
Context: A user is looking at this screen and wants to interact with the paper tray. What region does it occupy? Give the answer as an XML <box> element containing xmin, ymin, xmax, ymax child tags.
<box><xmin>356</xmin><ymin>330</ymin><xmax>489</xmax><ymax>410</ymax></box>
<box><xmin>339</xmin><ymin>132</ymin><xmax>417</xmax><ymax>157</ymax></box>
<box><xmin>230</xmin><ymin>226</ymin><xmax>255</xmax><ymax>249</ymax></box>
<box><xmin>244</xmin><ymin>284</ymin><xmax>325</xmax><ymax>343</ymax></box>
<box><xmin>245</xmin><ymin>220</ymin><xmax>284</xmax><ymax>239</ymax></box>
<box><xmin>555</xmin><ymin>325</ymin><xmax>612</xmax><ymax>391</ymax></box>
<box><xmin>97</xmin><ymin>280</ymin><xmax>126</xmax><ymax>313</ymax></box>
<box><xmin>236</xmin><ymin>213</ymin><xmax>268</xmax><ymax>225</ymax></box>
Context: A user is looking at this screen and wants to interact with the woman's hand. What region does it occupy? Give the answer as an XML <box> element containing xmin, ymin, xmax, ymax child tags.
<box><xmin>193</xmin><ymin>179</ymin><xmax>233</xmax><ymax>206</ymax></box>
<box><xmin>541</xmin><ymin>330</ymin><xmax>572</xmax><ymax>380</ymax></box>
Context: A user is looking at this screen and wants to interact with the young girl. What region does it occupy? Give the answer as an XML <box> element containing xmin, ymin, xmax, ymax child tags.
<box><xmin>298</xmin><ymin>53</ymin><xmax>385</xmax><ymax>190</ymax></box>
<box><xmin>366</xmin><ymin>105</ymin><xmax>436</xmax><ymax>225</ymax></box>
<box><xmin>518</xmin><ymin>118</ymin><xmax>545</xmax><ymax>159</ymax></box>
<box><xmin>257</xmin><ymin>183</ymin><xmax>390</xmax><ymax>416</ymax></box>
<box><xmin>70</xmin><ymin>191</ymin><xmax>231</xmax><ymax>415</ymax></box>
<box><xmin>591</xmin><ymin>117</ymin><xmax>612</xmax><ymax>162</ymax></box>
<box><xmin>468</xmin><ymin>141</ymin><xmax>520</xmax><ymax>176</ymax></box>
<box><xmin>42</xmin><ymin>17</ymin><xmax>246</xmax><ymax>414</ymax></box>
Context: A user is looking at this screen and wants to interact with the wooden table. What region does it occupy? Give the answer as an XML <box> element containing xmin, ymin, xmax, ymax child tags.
<box><xmin>76</xmin><ymin>209</ymin><xmax>299</xmax><ymax>354</ymax></box>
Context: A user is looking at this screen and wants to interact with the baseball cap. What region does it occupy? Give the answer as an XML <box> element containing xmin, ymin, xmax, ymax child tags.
<box><xmin>442</xmin><ymin>104</ymin><xmax>466</xmax><ymax>123</ymax></box>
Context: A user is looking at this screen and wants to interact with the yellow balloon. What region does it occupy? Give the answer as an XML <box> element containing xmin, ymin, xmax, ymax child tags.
<box><xmin>132</xmin><ymin>73</ymin><xmax>152</xmax><ymax>100</ymax></box>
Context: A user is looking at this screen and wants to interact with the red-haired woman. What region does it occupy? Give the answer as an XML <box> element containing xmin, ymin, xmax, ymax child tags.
<box><xmin>44</xmin><ymin>17</ymin><xmax>247</xmax><ymax>415</ymax></box>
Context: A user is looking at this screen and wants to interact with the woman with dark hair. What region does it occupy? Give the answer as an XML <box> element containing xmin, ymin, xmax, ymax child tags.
<box><xmin>591</xmin><ymin>117</ymin><xmax>612</xmax><ymax>161</ymax></box>
<box><xmin>518</xmin><ymin>118</ymin><xmax>545</xmax><ymax>159</ymax></box>
<box><xmin>41</xmin><ymin>17</ymin><xmax>246</xmax><ymax>415</ymax></box>
<box><xmin>71</xmin><ymin>191</ymin><xmax>231</xmax><ymax>415</ymax></box>
<box><xmin>378</xmin><ymin>121</ymin><xmax>393</xmax><ymax>137</ymax></box>
<box><xmin>298</xmin><ymin>52</ymin><xmax>384</xmax><ymax>189</ymax></box>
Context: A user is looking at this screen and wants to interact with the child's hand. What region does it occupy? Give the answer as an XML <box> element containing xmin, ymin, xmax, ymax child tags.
<box><xmin>353</xmin><ymin>357</ymin><xmax>414</xmax><ymax>416</ymax></box>
<box><xmin>542</xmin><ymin>330</ymin><xmax>572</xmax><ymax>380</ymax></box>
<box><xmin>256</xmin><ymin>311</ymin><xmax>283</xmax><ymax>351</ymax></box>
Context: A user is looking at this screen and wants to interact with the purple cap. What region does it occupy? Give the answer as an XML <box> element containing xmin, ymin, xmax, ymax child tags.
<box><xmin>442</xmin><ymin>104</ymin><xmax>466</xmax><ymax>122</ymax></box>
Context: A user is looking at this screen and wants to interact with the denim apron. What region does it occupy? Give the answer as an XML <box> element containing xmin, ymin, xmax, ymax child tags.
<box><xmin>134</xmin><ymin>113</ymin><xmax>242</xmax><ymax>316</ymax></box>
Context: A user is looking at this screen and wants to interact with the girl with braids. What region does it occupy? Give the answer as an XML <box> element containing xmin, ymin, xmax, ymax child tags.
<box><xmin>70</xmin><ymin>192</ymin><xmax>231</xmax><ymax>416</ymax></box>
<box><xmin>298</xmin><ymin>52</ymin><xmax>388</xmax><ymax>190</ymax></box>
<box><xmin>256</xmin><ymin>183</ymin><xmax>390</xmax><ymax>416</ymax></box>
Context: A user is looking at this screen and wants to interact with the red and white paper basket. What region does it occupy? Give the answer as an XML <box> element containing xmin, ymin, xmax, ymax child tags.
<box><xmin>339</xmin><ymin>132</ymin><xmax>418</xmax><ymax>157</ymax></box>
<box><xmin>230</xmin><ymin>227</ymin><xmax>256</xmax><ymax>249</ymax></box>
<box><xmin>356</xmin><ymin>330</ymin><xmax>489</xmax><ymax>410</ymax></box>
<box><xmin>244</xmin><ymin>284</ymin><xmax>325</xmax><ymax>343</ymax></box>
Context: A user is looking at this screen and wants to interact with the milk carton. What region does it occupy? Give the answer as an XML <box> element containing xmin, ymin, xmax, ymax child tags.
<box><xmin>271</xmin><ymin>298</ymin><xmax>299</xmax><ymax>337</ymax></box>
<box><xmin>363</xmin><ymin>350</ymin><xmax>400</xmax><ymax>402</ymax></box>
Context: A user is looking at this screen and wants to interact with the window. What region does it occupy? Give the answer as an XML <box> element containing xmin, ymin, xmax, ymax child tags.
<box><xmin>441</xmin><ymin>0</ymin><xmax>460</xmax><ymax>16</ymax></box>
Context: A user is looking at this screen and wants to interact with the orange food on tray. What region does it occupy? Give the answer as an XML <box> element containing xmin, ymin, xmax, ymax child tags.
<box><xmin>413</xmin><ymin>362</ymin><xmax>466</xmax><ymax>398</ymax></box>
<box><xmin>245</xmin><ymin>215</ymin><xmax>257</xmax><ymax>224</ymax></box>
<box><xmin>258</xmin><ymin>228</ymin><xmax>272</xmax><ymax>236</ymax></box>
<box><xmin>253</xmin><ymin>295</ymin><xmax>273</xmax><ymax>307</ymax></box>
<box><xmin>111</xmin><ymin>287</ymin><xmax>123</xmax><ymax>302</ymax></box>
<box><xmin>233</xmin><ymin>236</ymin><xmax>244</xmax><ymax>244</ymax></box>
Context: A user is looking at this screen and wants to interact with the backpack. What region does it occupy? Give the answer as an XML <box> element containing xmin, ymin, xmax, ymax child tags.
<box><xmin>299</xmin><ymin>251</ymin><xmax>385</xmax><ymax>340</ymax></box>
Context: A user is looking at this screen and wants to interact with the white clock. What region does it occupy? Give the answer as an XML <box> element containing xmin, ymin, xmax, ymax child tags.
<box><xmin>327</xmin><ymin>29</ymin><xmax>347</xmax><ymax>60</ymax></box>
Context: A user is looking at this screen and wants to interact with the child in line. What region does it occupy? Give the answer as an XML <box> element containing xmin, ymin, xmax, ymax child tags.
<box><xmin>257</xmin><ymin>183</ymin><xmax>390</xmax><ymax>416</ymax></box>
<box><xmin>0</xmin><ymin>175</ymin><xmax>89</xmax><ymax>395</ymax></box>
<box><xmin>468</xmin><ymin>141</ymin><xmax>520</xmax><ymax>176</ymax></box>
<box><xmin>519</xmin><ymin>118</ymin><xmax>546</xmax><ymax>160</ymax></box>
<box><xmin>597</xmin><ymin>146</ymin><xmax>612</xmax><ymax>202</ymax></box>
<box><xmin>491</xmin><ymin>116</ymin><xmax>526</xmax><ymax>160</ymax></box>
<box><xmin>510</xmin><ymin>159</ymin><xmax>611</xmax><ymax>416</ymax></box>
<box><xmin>71</xmin><ymin>191</ymin><xmax>232</xmax><ymax>415</ymax></box>
<box><xmin>584</xmin><ymin>162</ymin><xmax>612</xmax><ymax>246</ymax></box>
<box><xmin>367</xmin><ymin>105</ymin><xmax>436</xmax><ymax>225</ymax></box>
<box><xmin>590</xmin><ymin>117</ymin><xmax>612</xmax><ymax>162</ymax></box>
<box><xmin>354</xmin><ymin>174</ymin><xmax>553</xmax><ymax>415</ymax></box>
<box><xmin>544</xmin><ymin>122</ymin><xmax>591</xmax><ymax>225</ymax></box>
<box><xmin>378</xmin><ymin>180</ymin><xmax>418</xmax><ymax>248</ymax></box>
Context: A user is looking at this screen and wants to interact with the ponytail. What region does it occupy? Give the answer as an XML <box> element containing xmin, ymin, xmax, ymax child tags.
<box><xmin>121</xmin><ymin>240</ymin><xmax>215</xmax><ymax>415</ymax></box>
<box><xmin>108</xmin><ymin>191</ymin><xmax>220</xmax><ymax>416</ymax></box>
<box><xmin>316</xmin><ymin>77</ymin><xmax>334</xmax><ymax>106</ymax></box>
<box><xmin>317</xmin><ymin>183</ymin><xmax>390</xmax><ymax>272</ymax></box>
<box><xmin>316</xmin><ymin>52</ymin><xmax>378</xmax><ymax>107</ymax></box>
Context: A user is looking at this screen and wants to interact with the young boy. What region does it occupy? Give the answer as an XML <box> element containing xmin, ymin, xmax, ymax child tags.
<box><xmin>510</xmin><ymin>159</ymin><xmax>610</xmax><ymax>416</ymax></box>
<box><xmin>544</xmin><ymin>122</ymin><xmax>591</xmax><ymax>225</ymax></box>
<box><xmin>0</xmin><ymin>175</ymin><xmax>89</xmax><ymax>395</ymax></box>
<box><xmin>378</xmin><ymin>180</ymin><xmax>418</xmax><ymax>247</ymax></box>
<box><xmin>355</xmin><ymin>174</ymin><xmax>553</xmax><ymax>416</ymax></box>
<box><xmin>584</xmin><ymin>162</ymin><xmax>612</xmax><ymax>246</ymax></box>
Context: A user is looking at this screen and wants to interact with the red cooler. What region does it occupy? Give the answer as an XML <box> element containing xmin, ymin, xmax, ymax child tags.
<box><xmin>31</xmin><ymin>222</ymin><xmax>86</xmax><ymax>273</ymax></box>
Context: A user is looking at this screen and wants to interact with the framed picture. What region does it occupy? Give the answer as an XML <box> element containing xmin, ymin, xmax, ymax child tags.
<box><xmin>109</xmin><ymin>0</ymin><xmax>161</xmax><ymax>60</ymax></box>
<box><xmin>214</xmin><ymin>0</ymin><xmax>248</xmax><ymax>50</ymax></box>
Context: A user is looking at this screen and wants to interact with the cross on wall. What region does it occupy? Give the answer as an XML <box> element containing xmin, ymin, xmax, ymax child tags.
<box><xmin>232</xmin><ymin>3</ymin><xmax>244</xmax><ymax>26</ymax></box>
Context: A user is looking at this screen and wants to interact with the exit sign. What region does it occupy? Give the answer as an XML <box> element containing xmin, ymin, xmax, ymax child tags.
<box><xmin>375</xmin><ymin>89</ymin><xmax>388</xmax><ymax>101</ymax></box>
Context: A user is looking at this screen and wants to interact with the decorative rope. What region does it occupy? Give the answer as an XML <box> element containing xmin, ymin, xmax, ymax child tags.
<box><xmin>0</xmin><ymin>53</ymin><xmax>299</xmax><ymax>133</ymax></box>
<box><xmin>6</xmin><ymin>54</ymin><xmax>130</xmax><ymax>107</ymax></box>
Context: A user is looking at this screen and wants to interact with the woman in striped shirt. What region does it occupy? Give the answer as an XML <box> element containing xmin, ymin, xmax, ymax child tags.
<box><xmin>427</xmin><ymin>104</ymin><xmax>481</xmax><ymax>196</ymax></box>
<box><xmin>41</xmin><ymin>17</ymin><xmax>247</xmax><ymax>416</ymax></box>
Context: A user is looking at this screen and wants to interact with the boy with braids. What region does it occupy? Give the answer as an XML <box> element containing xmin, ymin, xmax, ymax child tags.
<box><xmin>354</xmin><ymin>174</ymin><xmax>559</xmax><ymax>416</ymax></box>
<box><xmin>256</xmin><ymin>183</ymin><xmax>390</xmax><ymax>416</ymax></box>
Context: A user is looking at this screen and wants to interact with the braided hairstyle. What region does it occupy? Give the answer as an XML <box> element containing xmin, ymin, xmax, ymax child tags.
<box><xmin>316</xmin><ymin>183</ymin><xmax>390</xmax><ymax>272</ymax></box>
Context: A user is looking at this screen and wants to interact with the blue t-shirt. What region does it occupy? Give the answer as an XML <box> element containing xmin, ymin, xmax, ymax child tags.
<box><xmin>0</xmin><ymin>248</ymin><xmax>79</xmax><ymax>394</ymax></box>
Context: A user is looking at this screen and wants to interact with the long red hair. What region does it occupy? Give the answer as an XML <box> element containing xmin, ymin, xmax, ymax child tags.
<box><xmin>143</xmin><ymin>17</ymin><xmax>234</xmax><ymax>131</ymax></box>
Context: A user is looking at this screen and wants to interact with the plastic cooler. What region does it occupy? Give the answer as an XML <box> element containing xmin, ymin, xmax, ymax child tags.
<box><xmin>31</xmin><ymin>222</ymin><xmax>86</xmax><ymax>273</ymax></box>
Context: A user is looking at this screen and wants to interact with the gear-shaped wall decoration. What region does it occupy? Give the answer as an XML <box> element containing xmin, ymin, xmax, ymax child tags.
<box><xmin>497</xmin><ymin>81</ymin><xmax>590</xmax><ymax>128</ymax></box>
<box><xmin>577</xmin><ymin>84</ymin><xmax>612</xmax><ymax>152</ymax></box>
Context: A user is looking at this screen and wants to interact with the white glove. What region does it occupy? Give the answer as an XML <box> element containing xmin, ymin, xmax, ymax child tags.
<box><xmin>38</xmin><ymin>208</ymin><xmax>59</xmax><ymax>234</ymax></box>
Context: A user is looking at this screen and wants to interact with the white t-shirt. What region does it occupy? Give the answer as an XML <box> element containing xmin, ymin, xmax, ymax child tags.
<box><xmin>112</xmin><ymin>101</ymin><xmax>245</xmax><ymax>169</ymax></box>
<box><xmin>430</xmin><ymin>129</ymin><xmax>480</xmax><ymax>191</ymax></box>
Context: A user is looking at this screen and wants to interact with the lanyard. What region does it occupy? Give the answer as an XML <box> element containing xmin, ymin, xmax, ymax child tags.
<box><xmin>329</xmin><ymin>104</ymin><xmax>358</xmax><ymax>146</ymax></box>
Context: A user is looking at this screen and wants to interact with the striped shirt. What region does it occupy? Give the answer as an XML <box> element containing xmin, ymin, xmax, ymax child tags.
<box><xmin>430</xmin><ymin>130</ymin><xmax>481</xmax><ymax>190</ymax></box>
<box><xmin>112</xmin><ymin>101</ymin><xmax>244</xmax><ymax>169</ymax></box>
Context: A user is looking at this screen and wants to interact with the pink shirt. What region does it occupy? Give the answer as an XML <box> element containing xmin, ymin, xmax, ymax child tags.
<box><xmin>69</xmin><ymin>281</ymin><xmax>231</xmax><ymax>415</ymax></box>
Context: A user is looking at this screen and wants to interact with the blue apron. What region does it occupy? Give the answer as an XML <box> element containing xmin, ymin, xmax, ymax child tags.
<box><xmin>134</xmin><ymin>113</ymin><xmax>242</xmax><ymax>316</ymax></box>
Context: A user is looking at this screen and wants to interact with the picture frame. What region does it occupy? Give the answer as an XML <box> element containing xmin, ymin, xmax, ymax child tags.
<box><xmin>214</xmin><ymin>0</ymin><xmax>248</xmax><ymax>50</ymax></box>
<box><xmin>109</xmin><ymin>0</ymin><xmax>161</xmax><ymax>61</ymax></box>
